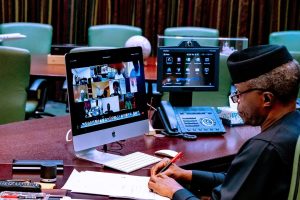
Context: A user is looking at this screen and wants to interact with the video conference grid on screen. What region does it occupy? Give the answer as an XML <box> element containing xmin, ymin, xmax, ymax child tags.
<box><xmin>161</xmin><ymin>51</ymin><xmax>216</xmax><ymax>88</ymax></box>
<box><xmin>71</xmin><ymin>60</ymin><xmax>142</xmax><ymax>130</ymax></box>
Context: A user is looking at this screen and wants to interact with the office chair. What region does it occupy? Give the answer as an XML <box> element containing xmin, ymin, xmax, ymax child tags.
<box><xmin>0</xmin><ymin>22</ymin><xmax>55</xmax><ymax>118</ymax></box>
<box><xmin>269</xmin><ymin>31</ymin><xmax>300</xmax><ymax>52</ymax></box>
<box><xmin>88</xmin><ymin>24</ymin><xmax>142</xmax><ymax>47</ymax></box>
<box><xmin>25</xmin><ymin>78</ymin><xmax>55</xmax><ymax>119</ymax></box>
<box><xmin>70</xmin><ymin>46</ymin><xmax>116</xmax><ymax>53</ymax></box>
<box><xmin>164</xmin><ymin>26</ymin><xmax>219</xmax><ymax>46</ymax></box>
<box><xmin>269</xmin><ymin>31</ymin><xmax>300</xmax><ymax>63</ymax></box>
<box><xmin>288</xmin><ymin>135</ymin><xmax>300</xmax><ymax>200</ymax></box>
<box><xmin>0</xmin><ymin>22</ymin><xmax>53</xmax><ymax>54</ymax></box>
<box><xmin>269</xmin><ymin>31</ymin><xmax>300</xmax><ymax>97</ymax></box>
<box><xmin>0</xmin><ymin>46</ymin><xmax>30</xmax><ymax>124</ymax></box>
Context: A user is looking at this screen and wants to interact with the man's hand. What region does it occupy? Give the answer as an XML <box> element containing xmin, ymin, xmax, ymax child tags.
<box><xmin>150</xmin><ymin>158</ymin><xmax>192</xmax><ymax>182</ymax></box>
<box><xmin>148</xmin><ymin>173</ymin><xmax>183</xmax><ymax>198</ymax></box>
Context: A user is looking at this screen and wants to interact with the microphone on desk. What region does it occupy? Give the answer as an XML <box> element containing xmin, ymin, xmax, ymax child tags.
<box><xmin>40</xmin><ymin>164</ymin><xmax>57</xmax><ymax>183</ymax></box>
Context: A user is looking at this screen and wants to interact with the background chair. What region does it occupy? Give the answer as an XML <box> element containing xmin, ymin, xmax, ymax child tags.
<box><xmin>0</xmin><ymin>46</ymin><xmax>30</xmax><ymax>124</ymax></box>
<box><xmin>25</xmin><ymin>78</ymin><xmax>55</xmax><ymax>119</ymax></box>
<box><xmin>269</xmin><ymin>31</ymin><xmax>300</xmax><ymax>63</ymax></box>
<box><xmin>88</xmin><ymin>24</ymin><xmax>142</xmax><ymax>47</ymax></box>
<box><xmin>0</xmin><ymin>22</ymin><xmax>55</xmax><ymax>118</ymax></box>
<box><xmin>164</xmin><ymin>26</ymin><xmax>219</xmax><ymax>46</ymax></box>
<box><xmin>269</xmin><ymin>31</ymin><xmax>300</xmax><ymax>97</ymax></box>
<box><xmin>70</xmin><ymin>46</ymin><xmax>115</xmax><ymax>53</ymax></box>
<box><xmin>0</xmin><ymin>22</ymin><xmax>53</xmax><ymax>54</ymax></box>
<box><xmin>288</xmin><ymin>135</ymin><xmax>300</xmax><ymax>200</ymax></box>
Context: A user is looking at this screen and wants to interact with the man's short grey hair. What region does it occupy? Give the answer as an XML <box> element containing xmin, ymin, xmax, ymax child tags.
<box><xmin>245</xmin><ymin>59</ymin><xmax>300</xmax><ymax>103</ymax></box>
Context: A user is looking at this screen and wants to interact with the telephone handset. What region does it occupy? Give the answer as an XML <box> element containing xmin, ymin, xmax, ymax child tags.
<box><xmin>157</xmin><ymin>101</ymin><xmax>179</xmax><ymax>135</ymax></box>
<box><xmin>157</xmin><ymin>101</ymin><xmax>226</xmax><ymax>137</ymax></box>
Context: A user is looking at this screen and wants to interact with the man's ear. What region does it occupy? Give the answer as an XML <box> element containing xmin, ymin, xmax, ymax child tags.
<box><xmin>263</xmin><ymin>92</ymin><xmax>274</xmax><ymax>107</ymax></box>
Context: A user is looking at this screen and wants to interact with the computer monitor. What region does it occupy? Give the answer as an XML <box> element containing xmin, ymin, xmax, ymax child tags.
<box><xmin>157</xmin><ymin>41</ymin><xmax>220</xmax><ymax>106</ymax></box>
<box><xmin>65</xmin><ymin>47</ymin><xmax>149</xmax><ymax>164</ymax></box>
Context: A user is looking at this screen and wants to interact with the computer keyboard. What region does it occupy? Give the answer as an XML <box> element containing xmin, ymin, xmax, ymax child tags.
<box><xmin>103</xmin><ymin>152</ymin><xmax>161</xmax><ymax>173</ymax></box>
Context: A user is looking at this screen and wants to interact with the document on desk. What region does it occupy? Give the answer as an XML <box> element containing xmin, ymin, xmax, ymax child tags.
<box><xmin>62</xmin><ymin>169</ymin><xmax>169</xmax><ymax>200</ymax></box>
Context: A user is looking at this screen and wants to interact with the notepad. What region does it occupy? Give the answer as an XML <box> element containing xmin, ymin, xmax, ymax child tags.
<box><xmin>62</xmin><ymin>169</ymin><xmax>169</xmax><ymax>200</ymax></box>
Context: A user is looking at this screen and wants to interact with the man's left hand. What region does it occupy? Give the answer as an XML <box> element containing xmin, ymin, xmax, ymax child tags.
<box><xmin>148</xmin><ymin>173</ymin><xmax>183</xmax><ymax>198</ymax></box>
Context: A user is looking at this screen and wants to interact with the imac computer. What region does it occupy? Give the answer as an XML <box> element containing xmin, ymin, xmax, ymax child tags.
<box><xmin>156</xmin><ymin>41</ymin><xmax>225</xmax><ymax>136</ymax></box>
<box><xmin>65</xmin><ymin>47</ymin><xmax>149</xmax><ymax>163</ymax></box>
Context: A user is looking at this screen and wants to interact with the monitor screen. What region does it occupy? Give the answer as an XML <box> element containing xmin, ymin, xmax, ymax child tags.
<box><xmin>65</xmin><ymin>47</ymin><xmax>148</xmax><ymax>154</ymax></box>
<box><xmin>157</xmin><ymin>44</ymin><xmax>220</xmax><ymax>106</ymax></box>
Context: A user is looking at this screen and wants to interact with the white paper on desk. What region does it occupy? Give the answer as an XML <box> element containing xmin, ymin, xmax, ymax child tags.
<box><xmin>61</xmin><ymin>169</ymin><xmax>82</xmax><ymax>190</ymax></box>
<box><xmin>62</xmin><ymin>169</ymin><xmax>169</xmax><ymax>200</ymax></box>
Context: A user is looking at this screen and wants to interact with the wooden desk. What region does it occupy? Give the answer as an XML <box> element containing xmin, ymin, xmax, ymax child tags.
<box><xmin>31</xmin><ymin>55</ymin><xmax>66</xmax><ymax>77</ymax></box>
<box><xmin>31</xmin><ymin>55</ymin><xmax>157</xmax><ymax>81</ymax></box>
<box><xmin>0</xmin><ymin>116</ymin><xmax>259</xmax><ymax>199</ymax></box>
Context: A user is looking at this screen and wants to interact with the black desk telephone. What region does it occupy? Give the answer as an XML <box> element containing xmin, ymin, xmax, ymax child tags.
<box><xmin>157</xmin><ymin>101</ymin><xmax>226</xmax><ymax>136</ymax></box>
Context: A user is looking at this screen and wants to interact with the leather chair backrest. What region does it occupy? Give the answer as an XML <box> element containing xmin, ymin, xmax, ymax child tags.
<box><xmin>88</xmin><ymin>24</ymin><xmax>142</xmax><ymax>47</ymax></box>
<box><xmin>0</xmin><ymin>46</ymin><xmax>30</xmax><ymax>124</ymax></box>
<box><xmin>70</xmin><ymin>46</ymin><xmax>115</xmax><ymax>53</ymax></box>
<box><xmin>269</xmin><ymin>31</ymin><xmax>300</xmax><ymax>52</ymax></box>
<box><xmin>164</xmin><ymin>26</ymin><xmax>219</xmax><ymax>47</ymax></box>
<box><xmin>0</xmin><ymin>22</ymin><xmax>53</xmax><ymax>54</ymax></box>
<box><xmin>269</xmin><ymin>31</ymin><xmax>300</xmax><ymax>97</ymax></box>
<box><xmin>288</xmin><ymin>135</ymin><xmax>300</xmax><ymax>200</ymax></box>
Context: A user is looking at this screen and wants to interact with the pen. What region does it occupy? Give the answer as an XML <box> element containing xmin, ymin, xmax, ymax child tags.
<box><xmin>159</xmin><ymin>152</ymin><xmax>183</xmax><ymax>173</ymax></box>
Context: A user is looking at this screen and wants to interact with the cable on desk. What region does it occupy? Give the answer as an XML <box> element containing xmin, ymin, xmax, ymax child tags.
<box><xmin>147</xmin><ymin>98</ymin><xmax>157</xmax><ymax>121</ymax></box>
<box><xmin>97</xmin><ymin>141</ymin><xmax>124</xmax><ymax>155</ymax></box>
<box><xmin>147</xmin><ymin>102</ymin><xmax>157</xmax><ymax>112</ymax></box>
<box><xmin>65</xmin><ymin>128</ymin><xmax>72</xmax><ymax>142</ymax></box>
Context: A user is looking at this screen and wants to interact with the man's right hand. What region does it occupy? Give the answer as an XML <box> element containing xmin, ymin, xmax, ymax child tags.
<box><xmin>150</xmin><ymin>158</ymin><xmax>192</xmax><ymax>182</ymax></box>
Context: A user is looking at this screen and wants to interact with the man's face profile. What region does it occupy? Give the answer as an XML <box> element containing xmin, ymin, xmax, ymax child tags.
<box><xmin>235</xmin><ymin>84</ymin><xmax>268</xmax><ymax>126</ymax></box>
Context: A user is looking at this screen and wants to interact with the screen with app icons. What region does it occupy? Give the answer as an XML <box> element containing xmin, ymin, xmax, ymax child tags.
<box><xmin>157</xmin><ymin>46</ymin><xmax>220</xmax><ymax>92</ymax></box>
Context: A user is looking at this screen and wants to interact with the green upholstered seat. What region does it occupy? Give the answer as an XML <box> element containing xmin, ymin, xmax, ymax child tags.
<box><xmin>70</xmin><ymin>46</ymin><xmax>115</xmax><ymax>53</ymax></box>
<box><xmin>269</xmin><ymin>31</ymin><xmax>300</xmax><ymax>52</ymax></box>
<box><xmin>0</xmin><ymin>22</ymin><xmax>54</xmax><ymax>118</ymax></box>
<box><xmin>88</xmin><ymin>24</ymin><xmax>142</xmax><ymax>47</ymax></box>
<box><xmin>162</xmin><ymin>54</ymin><xmax>231</xmax><ymax>107</ymax></box>
<box><xmin>0</xmin><ymin>46</ymin><xmax>30</xmax><ymax>124</ymax></box>
<box><xmin>288</xmin><ymin>135</ymin><xmax>300</xmax><ymax>200</ymax></box>
<box><xmin>0</xmin><ymin>22</ymin><xmax>53</xmax><ymax>54</ymax></box>
<box><xmin>269</xmin><ymin>31</ymin><xmax>300</xmax><ymax>63</ymax></box>
<box><xmin>164</xmin><ymin>26</ymin><xmax>219</xmax><ymax>47</ymax></box>
<box><xmin>269</xmin><ymin>31</ymin><xmax>300</xmax><ymax>97</ymax></box>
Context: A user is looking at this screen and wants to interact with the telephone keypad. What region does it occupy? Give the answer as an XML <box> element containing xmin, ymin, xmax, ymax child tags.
<box><xmin>175</xmin><ymin>106</ymin><xmax>225</xmax><ymax>135</ymax></box>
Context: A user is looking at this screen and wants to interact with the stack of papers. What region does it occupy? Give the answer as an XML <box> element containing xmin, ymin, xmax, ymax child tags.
<box><xmin>62</xmin><ymin>169</ymin><xmax>169</xmax><ymax>200</ymax></box>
